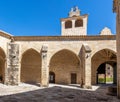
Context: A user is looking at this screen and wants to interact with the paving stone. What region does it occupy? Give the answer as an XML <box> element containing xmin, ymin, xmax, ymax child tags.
<box><xmin>0</xmin><ymin>83</ymin><xmax>119</xmax><ymax>102</ymax></box>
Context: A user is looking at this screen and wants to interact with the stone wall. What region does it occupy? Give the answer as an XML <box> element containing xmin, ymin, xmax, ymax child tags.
<box><xmin>5</xmin><ymin>43</ymin><xmax>19</xmax><ymax>85</ymax></box>
<box><xmin>49</xmin><ymin>49</ymin><xmax>81</xmax><ymax>84</ymax></box>
<box><xmin>21</xmin><ymin>49</ymin><xmax>41</xmax><ymax>84</ymax></box>
<box><xmin>113</xmin><ymin>0</ymin><xmax>120</xmax><ymax>98</ymax></box>
<box><xmin>0</xmin><ymin>34</ymin><xmax>116</xmax><ymax>87</ymax></box>
<box><xmin>15</xmin><ymin>36</ymin><xmax>116</xmax><ymax>86</ymax></box>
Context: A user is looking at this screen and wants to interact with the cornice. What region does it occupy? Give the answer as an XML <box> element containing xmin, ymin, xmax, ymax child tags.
<box><xmin>61</xmin><ymin>14</ymin><xmax>88</xmax><ymax>21</ymax></box>
<box><xmin>0</xmin><ymin>30</ymin><xmax>12</xmax><ymax>39</ymax></box>
<box><xmin>13</xmin><ymin>35</ymin><xmax>116</xmax><ymax>41</ymax></box>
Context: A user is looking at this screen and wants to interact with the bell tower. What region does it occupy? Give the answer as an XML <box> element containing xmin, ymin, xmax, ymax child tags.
<box><xmin>61</xmin><ymin>6</ymin><xmax>88</xmax><ymax>36</ymax></box>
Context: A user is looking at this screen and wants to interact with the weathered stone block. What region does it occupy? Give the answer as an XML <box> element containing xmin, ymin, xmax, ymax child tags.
<box><xmin>5</xmin><ymin>43</ymin><xmax>19</xmax><ymax>85</ymax></box>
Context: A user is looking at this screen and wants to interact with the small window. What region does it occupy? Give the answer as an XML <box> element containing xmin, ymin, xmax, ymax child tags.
<box><xmin>65</xmin><ymin>20</ymin><xmax>72</xmax><ymax>29</ymax></box>
<box><xmin>75</xmin><ymin>19</ymin><xmax>83</xmax><ymax>27</ymax></box>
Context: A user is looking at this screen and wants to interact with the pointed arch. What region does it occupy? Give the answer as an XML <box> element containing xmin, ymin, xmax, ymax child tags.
<box><xmin>49</xmin><ymin>49</ymin><xmax>81</xmax><ymax>84</ymax></box>
<box><xmin>21</xmin><ymin>48</ymin><xmax>41</xmax><ymax>84</ymax></box>
<box><xmin>50</xmin><ymin>49</ymin><xmax>80</xmax><ymax>66</ymax></box>
<box><xmin>92</xmin><ymin>48</ymin><xmax>116</xmax><ymax>60</ymax></box>
<box><xmin>22</xmin><ymin>48</ymin><xmax>40</xmax><ymax>58</ymax></box>
<box><xmin>91</xmin><ymin>48</ymin><xmax>117</xmax><ymax>85</ymax></box>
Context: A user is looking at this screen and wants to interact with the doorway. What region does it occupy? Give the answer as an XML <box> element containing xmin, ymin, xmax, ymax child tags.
<box><xmin>71</xmin><ymin>73</ymin><xmax>77</xmax><ymax>84</ymax></box>
<box><xmin>96</xmin><ymin>62</ymin><xmax>116</xmax><ymax>84</ymax></box>
<box><xmin>49</xmin><ymin>72</ymin><xmax>55</xmax><ymax>83</ymax></box>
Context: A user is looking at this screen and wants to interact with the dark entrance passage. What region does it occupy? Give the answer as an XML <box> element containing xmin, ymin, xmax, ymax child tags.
<box><xmin>0</xmin><ymin>48</ymin><xmax>6</xmax><ymax>84</ymax></box>
<box><xmin>0</xmin><ymin>75</ymin><xmax>3</xmax><ymax>82</ymax></box>
<box><xmin>96</xmin><ymin>61</ymin><xmax>116</xmax><ymax>84</ymax></box>
<box><xmin>49</xmin><ymin>72</ymin><xmax>55</xmax><ymax>83</ymax></box>
<box><xmin>71</xmin><ymin>73</ymin><xmax>77</xmax><ymax>84</ymax></box>
<box><xmin>97</xmin><ymin>63</ymin><xmax>106</xmax><ymax>84</ymax></box>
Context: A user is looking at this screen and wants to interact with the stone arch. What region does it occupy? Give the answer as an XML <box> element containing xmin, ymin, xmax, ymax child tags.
<box><xmin>92</xmin><ymin>48</ymin><xmax>116</xmax><ymax>58</ymax></box>
<box><xmin>91</xmin><ymin>49</ymin><xmax>116</xmax><ymax>84</ymax></box>
<box><xmin>75</xmin><ymin>19</ymin><xmax>83</xmax><ymax>27</ymax></box>
<box><xmin>0</xmin><ymin>47</ymin><xmax>6</xmax><ymax>83</ymax></box>
<box><xmin>49</xmin><ymin>49</ymin><xmax>81</xmax><ymax>84</ymax></box>
<box><xmin>49</xmin><ymin>49</ymin><xmax>80</xmax><ymax>62</ymax></box>
<box><xmin>21</xmin><ymin>48</ymin><xmax>40</xmax><ymax>59</ymax></box>
<box><xmin>65</xmin><ymin>20</ymin><xmax>72</xmax><ymax>29</ymax></box>
<box><xmin>21</xmin><ymin>48</ymin><xmax>41</xmax><ymax>84</ymax></box>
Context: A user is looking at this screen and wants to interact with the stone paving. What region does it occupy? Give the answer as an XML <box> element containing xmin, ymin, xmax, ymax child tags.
<box><xmin>0</xmin><ymin>83</ymin><xmax>119</xmax><ymax>102</ymax></box>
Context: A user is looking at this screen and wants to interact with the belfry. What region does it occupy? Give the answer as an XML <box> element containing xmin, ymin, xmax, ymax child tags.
<box><xmin>61</xmin><ymin>6</ymin><xmax>88</xmax><ymax>36</ymax></box>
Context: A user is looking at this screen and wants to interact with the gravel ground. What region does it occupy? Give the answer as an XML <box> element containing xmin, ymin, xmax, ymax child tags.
<box><xmin>0</xmin><ymin>83</ymin><xmax>119</xmax><ymax>102</ymax></box>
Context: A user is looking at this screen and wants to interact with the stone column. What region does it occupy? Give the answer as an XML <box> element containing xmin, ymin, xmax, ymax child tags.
<box><xmin>41</xmin><ymin>45</ymin><xmax>49</xmax><ymax>87</ymax></box>
<box><xmin>61</xmin><ymin>21</ymin><xmax>65</xmax><ymax>35</ymax></box>
<box><xmin>5</xmin><ymin>42</ymin><xmax>20</xmax><ymax>85</ymax></box>
<box><xmin>117</xmin><ymin>13</ymin><xmax>120</xmax><ymax>98</ymax></box>
<box><xmin>114</xmin><ymin>0</ymin><xmax>120</xmax><ymax>98</ymax></box>
<box><xmin>81</xmin><ymin>44</ymin><xmax>92</xmax><ymax>89</ymax></box>
<box><xmin>72</xmin><ymin>20</ymin><xmax>75</xmax><ymax>28</ymax></box>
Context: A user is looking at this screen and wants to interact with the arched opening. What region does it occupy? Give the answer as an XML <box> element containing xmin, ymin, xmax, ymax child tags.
<box><xmin>0</xmin><ymin>48</ymin><xmax>6</xmax><ymax>84</ymax></box>
<box><xmin>91</xmin><ymin>49</ymin><xmax>117</xmax><ymax>85</ymax></box>
<box><xmin>49</xmin><ymin>49</ymin><xmax>80</xmax><ymax>84</ymax></box>
<box><xmin>72</xmin><ymin>15</ymin><xmax>77</xmax><ymax>17</ymax></box>
<box><xmin>96</xmin><ymin>61</ymin><xmax>116</xmax><ymax>84</ymax></box>
<box><xmin>21</xmin><ymin>49</ymin><xmax>41</xmax><ymax>84</ymax></box>
<box><xmin>49</xmin><ymin>71</ymin><xmax>55</xmax><ymax>83</ymax></box>
<box><xmin>65</xmin><ymin>20</ymin><xmax>72</xmax><ymax>29</ymax></box>
<box><xmin>75</xmin><ymin>19</ymin><xmax>83</xmax><ymax>27</ymax></box>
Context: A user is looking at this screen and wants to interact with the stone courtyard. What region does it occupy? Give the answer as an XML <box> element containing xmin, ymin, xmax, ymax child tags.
<box><xmin>0</xmin><ymin>83</ymin><xmax>119</xmax><ymax>102</ymax></box>
<box><xmin>0</xmin><ymin>0</ymin><xmax>120</xmax><ymax>100</ymax></box>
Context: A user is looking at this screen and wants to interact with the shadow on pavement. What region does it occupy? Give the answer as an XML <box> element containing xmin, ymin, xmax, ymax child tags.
<box><xmin>0</xmin><ymin>84</ymin><xmax>119</xmax><ymax>102</ymax></box>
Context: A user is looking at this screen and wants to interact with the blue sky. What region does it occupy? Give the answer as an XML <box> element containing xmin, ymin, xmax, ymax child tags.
<box><xmin>0</xmin><ymin>0</ymin><xmax>116</xmax><ymax>36</ymax></box>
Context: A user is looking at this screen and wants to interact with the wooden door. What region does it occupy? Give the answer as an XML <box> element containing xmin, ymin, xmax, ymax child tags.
<box><xmin>71</xmin><ymin>73</ymin><xmax>77</xmax><ymax>84</ymax></box>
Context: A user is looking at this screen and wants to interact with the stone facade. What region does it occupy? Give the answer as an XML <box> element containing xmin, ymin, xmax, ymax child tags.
<box><xmin>113</xmin><ymin>0</ymin><xmax>120</xmax><ymax>98</ymax></box>
<box><xmin>0</xmin><ymin>7</ymin><xmax>117</xmax><ymax>90</ymax></box>
<box><xmin>0</xmin><ymin>33</ymin><xmax>116</xmax><ymax>87</ymax></box>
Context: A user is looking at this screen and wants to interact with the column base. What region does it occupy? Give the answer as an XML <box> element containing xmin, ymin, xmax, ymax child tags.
<box><xmin>4</xmin><ymin>82</ymin><xmax>19</xmax><ymax>86</ymax></box>
<box><xmin>82</xmin><ymin>85</ymin><xmax>92</xmax><ymax>89</ymax></box>
<box><xmin>41</xmin><ymin>84</ymin><xmax>49</xmax><ymax>87</ymax></box>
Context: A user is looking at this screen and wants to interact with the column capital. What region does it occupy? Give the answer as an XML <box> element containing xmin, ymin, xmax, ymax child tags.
<box><xmin>82</xmin><ymin>44</ymin><xmax>92</xmax><ymax>53</ymax></box>
<box><xmin>42</xmin><ymin>44</ymin><xmax>48</xmax><ymax>52</ymax></box>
